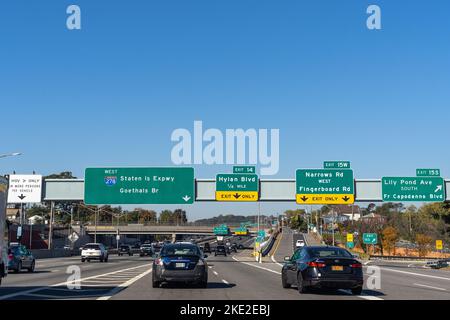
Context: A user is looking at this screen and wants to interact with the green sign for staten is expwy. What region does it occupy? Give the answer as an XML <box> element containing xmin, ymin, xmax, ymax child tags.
<box><xmin>84</xmin><ymin>167</ymin><xmax>194</xmax><ymax>205</ymax></box>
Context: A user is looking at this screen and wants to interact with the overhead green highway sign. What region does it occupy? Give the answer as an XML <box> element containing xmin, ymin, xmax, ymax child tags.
<box><xmin>216</xmin><ymin>173</ymin><xmax>258</xmax><ymax>201</ymax></box>
<box><xmin>213</xmin><ymin>225</ymin><xmax>229</xmax><ymax>235</ymax></box>
<box><xmin>296</xmin><ymin>169</ymin><xmax>354</xmax><ymax>204</ymax></box>
<box><xmin>416</xmin><ymin>169</ymin><xmax>440</xmax><ymax>177</ymax></box>
<box><xmin>233</xmin><ymin>166</ymin><xmax>256</xmax><ymax>174</ymax></box>
<box><xmin>323</xmin><ymin>161</ymin><xmax>351</xmax><ymax>169</ymax></box>
<box><xmin>382</xmin><ymin>177</ymin><xmax>445</xmax><ymax>202</ymax></box>
<box><xmin>84</xmin><ymin>167</ymin><xmax>194</xmax><ymax>205</ymax></box>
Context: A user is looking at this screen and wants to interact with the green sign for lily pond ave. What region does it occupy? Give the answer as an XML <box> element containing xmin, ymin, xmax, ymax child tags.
<box><xmin>84</xmin><ymin>167</ymin><xmax>194</xmax><ymax>205</ymax></box>
<box><xmin>416</xmin><ymin>169</ymin><xmax>440</xmax><ymax>177</ymax></box>
<box><xmin>382</xmin><ymin>177</ymin><xmax>445</xmax><ymax>202</ymax></box>
<box><xmin>233</xmin><ymin>166</ymin><xmax>256</xmax><ymax>174</ymax></box>
<box><xmin>363</xmin><ymin>233</ymin><xmax>378</xmax><ymax>245</ymax></box>
<box><xmin>323</xmin><ymin>161</ymin><xmax>351</xmax><ymax>169</ymax></box>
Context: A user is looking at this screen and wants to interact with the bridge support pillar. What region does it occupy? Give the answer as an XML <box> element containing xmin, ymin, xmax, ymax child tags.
<box><xmin>172</xmin><ymin>233</ymin><xmax>176</xmax><ymax>243</ymax></box>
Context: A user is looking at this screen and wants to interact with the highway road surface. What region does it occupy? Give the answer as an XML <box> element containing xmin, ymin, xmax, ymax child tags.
<box><xmin>0</xmin><ymin>231</ymin><xmax>449</xmax><ymax>300</ymax></box>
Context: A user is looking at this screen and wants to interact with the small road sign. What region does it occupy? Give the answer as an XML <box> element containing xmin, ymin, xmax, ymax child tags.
<box><xmin>363</xmin><ymin>233</ymin><xmax>378</xmax><ymax>245</ymax></box>
<box><xmin>68</xmin><ymin>232</ymin><xmax>79</xmax><ymax>243</ymax></box>
<box><xmin>347</xmin><ymin>233</ymin><xmax>354</xmax><ymax>243</ymax></box>
<box><xmin>416</xmin><ymin>169</ymin><xmax>440</xmax><ymax>177</ymax></box>
<box><xmin>323</xmin><ymin>161</ymin><xmax>351</xmax><ymax>169</ymax></box>
<box><xmin>436</xmin><ymin>240</ymin><xmax>443</xmax><ymax>250</ymax></box>
<box><xmin>233</xmin><ymin>166</ymin><xmax>256</xmax><ymax>174</ymax></box>
<box><xmin>7</xmin><ymin>175</ymin><xmax>43</xmax><ymax>203</ymax></box>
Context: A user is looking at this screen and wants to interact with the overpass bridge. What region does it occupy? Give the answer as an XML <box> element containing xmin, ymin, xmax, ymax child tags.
<box><xmin>83</xmin><ymin>224</ymin><xmax>259</xmax><ymax>242</ymax></box>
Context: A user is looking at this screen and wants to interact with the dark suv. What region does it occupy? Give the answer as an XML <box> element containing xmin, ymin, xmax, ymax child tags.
<box><xmin>118</xmin><ymin>245</ymin><xmax>133</xmax><ymax>256</ymax></box>
<box><xmin>215</xmin><ymin>245</ymin><xmax>227</xmax><ymax>257</ymax></box>
<box><xmin>140</xmin><ymin>244</ymin><xmax>154</xmax><ymax>257</ymax></box>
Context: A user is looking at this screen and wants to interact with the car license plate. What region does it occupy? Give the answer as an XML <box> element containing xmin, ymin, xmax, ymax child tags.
<box><xmin>175</xmin><ymin>263</ymin><xmax>185</xmax><ymax>268</ymax></box>
<box><xmin>332</xmin><ymin>265</ymin><xmax>343</xmax><ymax>271</ymax></box>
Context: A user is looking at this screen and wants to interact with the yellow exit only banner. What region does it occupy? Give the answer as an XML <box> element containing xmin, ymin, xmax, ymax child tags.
<box><xmin>216</xmin><ymin>191</ymin><xmax>258</xmax><ymax>201</ymax></box>
<box><xmin>296</xmin><ymin>194</ymin><xmax>354</xmax><ymax>205</ymax></box>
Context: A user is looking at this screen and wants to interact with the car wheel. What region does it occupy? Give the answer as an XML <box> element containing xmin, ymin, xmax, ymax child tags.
<box><xmin>104</xmin><ymin>255</ymin><xmax>109</xmax><ymax>262</ymax></box>
<box><xmin>281</xmin><ymin>271</ymin><xmax>290</xmax><ymax>288</ymax></box>
<box><xmin>28</xmin><ymin>260</ymin><xmax>35</xmax><ymax>273</ymax></box>
<box><xmin>100</xmin><ymin>257</ymin><xmax>104</xmax><ymax>262</ymax></box>
<box><xmin>351</xmin><ymin>286</ymin><xmax>363</xmax><ymax>295</ymax></box>
<box><xmin>129</xmin><ymin>253</ymin><xmax>132</xmax><ymax>256</ymax></box>
<box><xmin>87</xmin><ymin>259</ymin><xmax>90</xmax><ymax>263</ymax></box>
<box><xmin>81</xmin><ymin>258</ymin><xmax>85</xmax><ymax>263</ymax></box>
<box><xmin>152</xmin><ymin>276</ymin><xmax>160</xmax><ymax>288</ymax></box>
<box><xmin>15</xmin><ymin>261</ymin><xmax>22</xmax><ymax>273</ymax></box>
<box><xmin>297</xmin><ymin>272</ymin><xmax>307</xmax><ymax>293</ymax></box>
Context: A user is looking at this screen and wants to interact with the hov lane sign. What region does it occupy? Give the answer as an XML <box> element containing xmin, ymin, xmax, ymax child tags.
<box><xmin>7</xmin><ymin>174</ymin><xmax>43</xmax><ymax>203</ymax></box>
<box><xmin>296</xmin><ymin>169</ymin><xmax>354</xmax><ymax>204</ymax></box>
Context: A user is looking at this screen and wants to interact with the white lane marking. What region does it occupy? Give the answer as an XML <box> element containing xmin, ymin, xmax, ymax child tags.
<box><xmin>222</xmin><ymin>279</ymin><xmax>229</xmax><ymax>285</ymax></box>
<box><xmin>0</xmin><ymin>263</ymin><xmax>151</xmax><ymax>300</ymax></box>
<box><xmin>413</xmin><ymin>283</ymin><xmax>447</xmax><ymax>291</ymax></box>
<box><xmin>380</xmin><ymin>267</ymin><xmax>450</xmax><ymax>281</ymax></box>
<box><xmin>208</xmin><ymin>266</ymin><xmax>212</xmax><ymax>269</ymax></box>
<box><xmin>271</xmin><ymin>255</ymin><xmax>283</xmax><ymax>267</ymax></box>
<box><xmin>213</xmin><ymin>271</ymin><xmax>218</xmax><ymax>276</ymax></box>
<box><xmin>337</xmin><ymin>289</ymin><xmax>384</xmax><ymax>301</ymax></box>
<box><xmin>97</xmin><ymin>267</ymin><xmax>153</xmax><ymax>300</ymax></box>
<box><xmin>232</xmin><ymin>256</ymin><xmax>281</xmax><ymax>275</ymax></box>
<box><xmin>363</xmin><ymin>261</ymin><xmax>371</xmax><ymax>265</ymax></box>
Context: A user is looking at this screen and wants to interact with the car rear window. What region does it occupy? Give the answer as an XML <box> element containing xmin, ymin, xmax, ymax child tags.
<box><xmin>308</xmin><ymin>248</ymin><xmax>352</xmax><ymax>258</ymax></box>
<box><xmin>161</xmin><ymin>245</ymin><xmax>200</xmax><ymax>256</ymax></box>
<box><xmin>84</xmin><ymin>244</ymin><xmax>100</xmax><ymax>250</ymax></box>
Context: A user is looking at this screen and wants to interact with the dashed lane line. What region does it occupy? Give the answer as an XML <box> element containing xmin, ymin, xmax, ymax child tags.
<box><xmin>413</xmin><ymin>283</ymin><xmax>447</xmax><ymax>291</ymax></box>
<box><xmin>222</xmin><ymin>279</ymin><xmax>229</xmax><ymax>285</ymax></box>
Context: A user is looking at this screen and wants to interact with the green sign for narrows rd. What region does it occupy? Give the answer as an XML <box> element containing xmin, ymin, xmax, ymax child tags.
<box><xmin>84</xmin><ymin>167</ymin><xmax>194</xmax><ymax>205</ymax></box>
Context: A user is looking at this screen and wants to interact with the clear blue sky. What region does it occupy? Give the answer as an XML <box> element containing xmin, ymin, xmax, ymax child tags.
<box><xmin>1</xmin><ymin>1</ymin><xmax>449</xmax><ymax>219</ymax></box>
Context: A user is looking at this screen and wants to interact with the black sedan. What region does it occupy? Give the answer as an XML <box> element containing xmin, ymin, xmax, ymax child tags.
<box><xmin>152</xmin><ymin>243</ymin><xmax>208</xmax><ymax>288</ymax></box>
<box><xmin>281</xmin><ymin>246</ymin><xmax>363</xmax><ymax>294</ymax></box>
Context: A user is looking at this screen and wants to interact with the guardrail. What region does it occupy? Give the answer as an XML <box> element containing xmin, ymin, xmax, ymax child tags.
<box><xmin>369</xmin><ymin>254</ymin><xmax>448</xmax><ymax>261</ymax></box>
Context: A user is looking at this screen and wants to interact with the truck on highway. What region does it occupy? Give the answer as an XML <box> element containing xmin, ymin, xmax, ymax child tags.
<box><xmin>0</xmin><ymin>176</ymin><xmax>8</xmax><ymax>285</ymax></box>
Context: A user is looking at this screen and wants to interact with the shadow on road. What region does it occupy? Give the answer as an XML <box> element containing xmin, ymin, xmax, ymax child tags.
<box><xmin>0</xmin><ymin>285</ymin><xmax>118</xmax><ymax>300</ymax></box>
<box><xmin>160</xmin><ymin>282</ymin><xmax>236</xmax><ymax>289</ymax></box>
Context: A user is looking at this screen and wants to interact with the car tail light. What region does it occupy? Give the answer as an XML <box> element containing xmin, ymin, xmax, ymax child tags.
<box><xmin>8</xmin><ymin>254</ymin><xmax>13</xmax><ymax>261</ymax></box>
<box><xmin>307</xmin><ymin>261</ymin><xmax>326</xmax><ymax>268</ymax></box>
<box><xmin>350</xmin><ymin>263</ymin><xmax>362</xmax><ymax>268</ymax></box>
<box><xmin>155</xmin><ymin>258</ymin><xmax>164</xmax><ymax>266</ymax></box>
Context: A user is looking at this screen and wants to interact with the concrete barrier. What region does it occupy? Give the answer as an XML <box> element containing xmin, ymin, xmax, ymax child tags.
<box><xmin>31</xmin><ymin>249</ymin><xmax>80</xmax><ymax>259</ymax></box>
